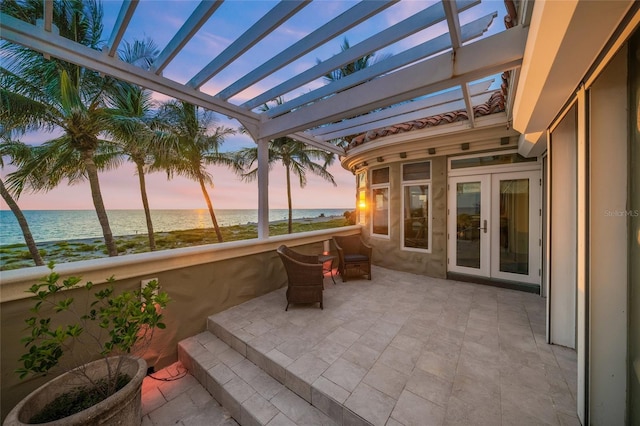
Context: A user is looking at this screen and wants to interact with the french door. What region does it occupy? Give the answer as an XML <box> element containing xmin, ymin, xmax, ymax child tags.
<box><xmin>448</xmin><ymin>171</ymin><xmax>541</xmax><ymax>284</ymax></box>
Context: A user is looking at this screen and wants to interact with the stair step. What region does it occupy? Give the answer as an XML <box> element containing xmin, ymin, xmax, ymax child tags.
<box><xmin>205</xmin><ymin>312</ymin><xmax>373</xmax><ymax>426</ymax></box>
<box><xmin>178</xmin><ymin>331</ymin><xmax>340</xmax><ymax>426</ymax></box>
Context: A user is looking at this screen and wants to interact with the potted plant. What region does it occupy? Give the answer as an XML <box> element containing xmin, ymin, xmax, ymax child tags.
<box><xmin>4</xmin><ymin>263</ymin><xmax>170</xmax><ymax>425</ymax></box>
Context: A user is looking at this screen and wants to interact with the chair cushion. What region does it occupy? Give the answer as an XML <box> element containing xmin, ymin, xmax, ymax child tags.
<box><xmin>344</xmin><ymin>254</ymin><xmax>369</xmax><ymax>262</ymax></box>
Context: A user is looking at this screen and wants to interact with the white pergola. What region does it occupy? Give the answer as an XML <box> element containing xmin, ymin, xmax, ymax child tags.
<box><xmin>0</xmin><ymin>0</ymin><xmax>530</xmax><ymax>238</ymax></box>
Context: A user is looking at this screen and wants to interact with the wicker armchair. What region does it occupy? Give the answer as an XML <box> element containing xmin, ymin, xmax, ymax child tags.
<box><xmin>333</xmin><ymin>235</ymin><xmax>372</xmax><ymax>282</ymax></box>
<box><xmin>276</xmin><ymin>245</ymin><xmax>324</xmax><ymax>311</ymax></box>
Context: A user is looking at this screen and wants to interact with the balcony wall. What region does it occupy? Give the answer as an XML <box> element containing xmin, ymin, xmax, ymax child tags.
<box><xmin>0</xmin><ymin>226</ymin><xmax>360</xmax><ymax>421</ymax></box>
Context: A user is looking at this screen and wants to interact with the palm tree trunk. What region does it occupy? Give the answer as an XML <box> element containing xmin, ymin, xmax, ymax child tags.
<box><xmin>82</xmin><ymin>152</ymin><xmax>118</xmax><ymax>256</ymax></box>
<box><xmin>136</xmin><ymin>162</ymin><xmax>156</xmax><ymax>251</ymax></box>
<box><xmin>0</xmin><ymin>179</ymin><xmax>44</xmax><ymax>266</ymax></box>
<box><xmin>286</xmin><ymin>166</ymin><xmax>293</xmax><ymax>234</ymax></box>
<box><xmin>198</xmin><ymin>176</ymin><xmax>224</xmax><ymax>242</ymax></box>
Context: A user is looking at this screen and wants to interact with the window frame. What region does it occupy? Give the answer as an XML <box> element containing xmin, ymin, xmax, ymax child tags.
<box><xmin>370</xmin><ymin>167</ymin><xmax>390</xmax><ymax>239</ymax></box>
<box><xmin>401</xmin><ymin>161</ymin><xmax>432</xmax><ymax>253</ymax></box>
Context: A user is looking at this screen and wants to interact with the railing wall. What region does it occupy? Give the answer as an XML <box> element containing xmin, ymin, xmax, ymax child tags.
<box><xmin>0</xmin><ymin>226</ymin><xmax>360</xmax><ymax>421</ymax></box>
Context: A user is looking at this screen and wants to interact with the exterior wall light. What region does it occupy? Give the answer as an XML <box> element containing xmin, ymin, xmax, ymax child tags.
<box><xmin>358</xmin><ymin>191</ymin><xmax>367</xmax><ymax>209</ymax></box>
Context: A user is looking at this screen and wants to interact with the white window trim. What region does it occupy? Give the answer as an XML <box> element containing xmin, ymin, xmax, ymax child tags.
<box><xmin>370</xmin><ymin>167</ymin><xmax>390</xmax><ymax>239</ymax></box>
<box><xmin>401</xmin><ymin>161</ymin><xmax>432</xmax><ymax>253</ymax></box>
<box><xmin>448</xmin><ymin>149</ymin><xmax>541</xmax><ymax>177</ymax></box>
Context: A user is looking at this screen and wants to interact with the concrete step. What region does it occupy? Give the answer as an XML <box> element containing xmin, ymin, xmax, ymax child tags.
<box><xmin>178</xmin><ymin>331</ymin><xmax>339</xmax><ymax>426</ymax></box>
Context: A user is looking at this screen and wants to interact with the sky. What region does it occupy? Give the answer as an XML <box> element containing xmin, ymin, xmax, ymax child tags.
<box><xmin>0</xmin><ymin>0</ymin><xmax>506</xmax><ymax>211</ymax></box>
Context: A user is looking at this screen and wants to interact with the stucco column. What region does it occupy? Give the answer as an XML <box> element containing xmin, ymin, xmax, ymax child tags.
<box><xmin>257</xmin><ymin>138</ymin><xmax>269</xmax><ymax>239</ymax></box>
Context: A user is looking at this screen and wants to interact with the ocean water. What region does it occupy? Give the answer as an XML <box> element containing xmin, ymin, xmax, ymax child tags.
<box><xmin>0</xmin><ymin>208</ymin><xmax>351</xmax><ymax>246</ymax></box>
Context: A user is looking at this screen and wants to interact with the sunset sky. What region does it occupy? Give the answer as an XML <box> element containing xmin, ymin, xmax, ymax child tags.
<box><xmin>0</xmin><ymin>0</ymin><xmax>505</xmax><ymax>211</ymax></box>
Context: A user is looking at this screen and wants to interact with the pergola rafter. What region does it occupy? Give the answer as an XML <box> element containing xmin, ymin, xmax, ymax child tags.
<box><xmin>1</xmin><ymin>0</ymin><xmax>520</xmax><ymax>145</ymax></box>
<box><xmin>1</xmin><ymin>0</ymin><xmax>527</xmax><ymax>238</ymax></box>
<box><xmin>259</xmin><ymin>20</ymin><xmax>524</xmax><ymax>140</ymax></box>
<box><xmin>215</xmin><ymin>0</ymin><xmax>398</xmax><ymax>101</ymax></box>
<box><xmin>152</xmin><ymin>0</ymin><xmax>223</xmax><ymax>75</ymax></box>
<box><xmin>106</xmin><ymin>0</ymin><xmax>138</xmax><ymax>58</ymax></box>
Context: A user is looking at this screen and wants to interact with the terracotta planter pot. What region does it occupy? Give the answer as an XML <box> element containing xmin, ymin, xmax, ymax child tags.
<box><xmin>4</xmin><ymin>356</ymin><xmax>146</xmax><ymax>426</ymax></box>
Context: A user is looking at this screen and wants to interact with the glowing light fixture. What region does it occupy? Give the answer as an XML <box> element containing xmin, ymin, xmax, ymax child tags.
<box><xmin>358</xmin><ymin>191</ymin><xmax>366</xmax><ymax>209</ymax></box>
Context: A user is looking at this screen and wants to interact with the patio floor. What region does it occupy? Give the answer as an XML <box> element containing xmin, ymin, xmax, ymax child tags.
<box><xmin>144</xmin><ymin>265</ymin><xmax>579</xmax><ymax>426</ymax></box>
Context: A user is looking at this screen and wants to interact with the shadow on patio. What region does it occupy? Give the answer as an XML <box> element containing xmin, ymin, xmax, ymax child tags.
<box><xmin>143</xmin><ymin>265</ymin><xmax>578</xmax><ymax>426</ymax></box>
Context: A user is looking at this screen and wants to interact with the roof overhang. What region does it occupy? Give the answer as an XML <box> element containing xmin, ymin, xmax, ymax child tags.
<box><xmin>512</xmin><ymin>0</ymin><xmax>638</xmax><ymax>155</ymax></box>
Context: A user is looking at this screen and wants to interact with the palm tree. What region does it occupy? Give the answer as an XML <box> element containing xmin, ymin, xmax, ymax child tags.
<box><xmin>321</xmin><ymin>38</ymin><xmax>377</xmax><ymax>83</ymax></box>
<box><xmin>237</xmin><ymin>99</ymin><xmax>336</xmax><ymax>234</ymax></box>
<box><xmin>0</xmin><ymin>0</ymin><xmax>120</xmax><ymax>256</ymax></box>
<box><xmin>154</xmin><ymin>101</ymin><xmax>238</xmax><ymax>243</ymax></box>
<box><xmin>105</xmin><ymin>39</ymin><xmax>161</xmax><ymax>251</ymax></box>
<box><xmin>0</xmin><ymin>138</ymin><xmax>44</xmax><ymax>266</ymax></box>
<box><xmin>319</xmin><ymin>37</ymin><xmax>391</xmax><ymax>147</ymax></box>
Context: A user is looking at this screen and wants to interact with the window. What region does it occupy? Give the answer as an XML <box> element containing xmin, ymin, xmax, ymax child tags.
<box><xmin>402</xmin><ymin>162</ymin><xmax>431</xmax><ymax>251</ymax></box>
<box><xmin>371</xmin><ymin>167</ymin><xmax>389</xmax><ymax>237</ymax></box>
<box><xmin>450</xmin><ymin>153</ymin><xmax>536</xmax><ymax>170</ymax></box>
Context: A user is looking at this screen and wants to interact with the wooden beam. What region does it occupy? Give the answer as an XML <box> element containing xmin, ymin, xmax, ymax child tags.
<box><xmin>216</xmin><ymin>0</ymin><xmax>398</xmax><ymax>100</ymax></box>
<box><xmin>188</xmin><ymin>0</ymin><xmax>309</xmax><ymax>89</ymax></box>
<box><xmin>260</xmin><ymin>25</ymin><xmax>526</xmax><ymax>140</ymax></box>
<box><xmin>265</xmin><ymin>12</ymin><xmax>497</xmax><ymax>118</ymax></box>
<box><xmin>106</xmin><ymin>0</ymin><xmax>139</xmax><ymax>58</ymax></box>
<box><xmin>242</xmin><ymin>0</ymin><xmax>479</xmax><ymax>110</ymax></box>
<box><xmin>0</xmin><ymin>13</ymin><xmax>260</xmax><ymax>127</ymax></box>
<box><xmin>309</xmin><ymin>80</ymin><xmax>493</xmax><ymax>138</ymax></box>
<box><xmin>153</xmin><ymin>0</ymin><xmax>223</xmax><ymax>75</ymax></box>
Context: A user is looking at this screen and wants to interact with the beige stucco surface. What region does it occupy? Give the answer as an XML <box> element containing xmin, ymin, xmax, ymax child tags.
<box><xmin>0</xmin><ymin>239</ymin><xmax>331</xmax><ymax>421</ymax></box>
<box><xmin>362</xmin><ymin>156</ymin><xmax>447</xmax><ymax>278</ymax></box>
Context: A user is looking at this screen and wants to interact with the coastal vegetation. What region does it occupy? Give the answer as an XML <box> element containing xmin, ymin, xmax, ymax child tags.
<box><xmin>0</xmin><ymin>139</ymin><xmax>44</xmax><ymax>265</ymax></box>
<box><xmin>0</xmin><ymin>216</ymin><xmax>352</xmax><ymax>271</ymax></box>
<box><xmin>154</xmin><ymin>101</ymin><xmax>240</xmax><ymax>243</ymax></box>
<box><xmin>0</xmin><ymin>1</ymin><xmax>370</xmax><ymax>270</ymax></box>
<box><xmin>237</xmin><ymin>97</ymin><xmax>336</xmax><ymax>234</ymax></box>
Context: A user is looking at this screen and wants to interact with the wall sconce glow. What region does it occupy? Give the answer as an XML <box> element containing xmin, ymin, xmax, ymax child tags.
<box><xmin>358</xmin><ymin>191</ymin><xmax>366</xmax><ymax>209</ymax></box>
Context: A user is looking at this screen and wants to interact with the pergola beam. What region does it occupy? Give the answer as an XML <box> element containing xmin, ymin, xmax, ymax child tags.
<box><xmin>290</xmin><ymin>132</ymin><xmax>344</xmax><ymax>156</ymax></box>
<box><xmin>153</xmin><ymin>0</ymin><xmax>223</xmax><ymax>75</ymax></box>
<box><xmin>264</xmin><ymin>12</ymin><xmax>497</xmax><ymax>119</ymax></box>
<box><xmin>106</xmin><ymin>0</ymin><xmax>138</xmax><ymax>58</ymax></box>
<box><xmin>188</xmin><ymin>0</ymin><xmax>309</xmax><ymax>89</ymax></box>
<box><xmin>0</xmin><ymin>13</ymin><xmax>260</xmax><ymax>127</ymax></box>
<box><xmin>260</xmin><ymin>25</ymin><xmax>527</xmax><ymax>140</ymax></box>
<box><xmin>216</xmin><ymin>0</ymin><xmax>398</xmax><ymax>101</ymax></box>
<box><xmin>43</xmin><ymin>0</ymin><xmax>53</xmax><ymax>32</ymax></box>
<box><xmin>242</xmin><ymin>0</ymin><xmax>479</xmax><ymax>110</ymax></box>
<box><xmin>444</xmin><ymin>0</ymin><xmax>476</xmax><ymax>127</ymax></box>
<box><xmin>311</xmin><ymin>81</ymin><xmax>494</xmax><ymax>140</ymax></box>
<box><xmin>443</xmin><ymin>0</ymin><xmax>462</xmax><ymax>49</ymax></box>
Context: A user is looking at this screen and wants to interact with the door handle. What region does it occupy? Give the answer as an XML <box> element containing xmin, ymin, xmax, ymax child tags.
<box><xmin>478</xmin><ymin>220</ymin><xmax>487</xmax><ymax>233</ymax></box>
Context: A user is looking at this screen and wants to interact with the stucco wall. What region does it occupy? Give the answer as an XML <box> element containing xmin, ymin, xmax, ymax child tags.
<box><xmin>0</xmin><ymin>232</ymin><xmax>345</xmax><ymax>421</ymax></box>
<box><xmin>362</xmin><ymin>156</ymin><xmax>447</xmax><ymax>278</ymax></box>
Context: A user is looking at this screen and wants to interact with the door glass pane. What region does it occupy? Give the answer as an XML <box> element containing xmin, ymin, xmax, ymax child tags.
<box><xmin>404</xmin><ymin>185</ymin><xmax>429</xmax><ymax>249</ymax></box>
<box><xmin>456</xmin><ymin>182</ymin><xmax>481</xmax><ymax>268</ymax></box>
<box><xmin>499</xmin><ymin>179</ymin><xmax>529</xmax><ymax>274</ymax></box>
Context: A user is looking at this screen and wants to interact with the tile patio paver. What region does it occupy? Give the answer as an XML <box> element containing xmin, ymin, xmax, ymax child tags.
<box><xmin>203</xmin><ymin>265</ymin><xmax>577</xmax><ymax>426</ymax></box>
<box><xmin>142</xmin><ymin>362</ymin><xmax>238</xmax><ymax>426</ymax></box>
